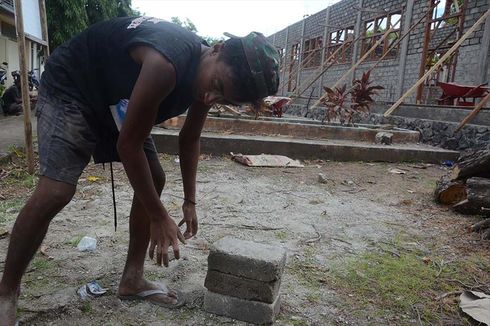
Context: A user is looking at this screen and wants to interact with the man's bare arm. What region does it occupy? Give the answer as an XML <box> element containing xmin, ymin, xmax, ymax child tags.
<box><xmin>118</xmin><ymin>45</ymin><xmax>184</xmax><ymax>266</ymax></box>
<box><xmin>178</xmin><ymin>101</ymin><xmax>210</xmax><ymax>238</ymax></box>
<box><xmin>118</xmin><ymin>46</ymin><xmax>175</xmax><ymax>220</ymax></box>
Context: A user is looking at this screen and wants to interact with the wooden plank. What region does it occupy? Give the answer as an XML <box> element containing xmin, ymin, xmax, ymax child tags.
<box><xmin>416</xmin><ymin>0</ymin><xmax>435</xmax><ymax>103</ymax></box>
<box><xmin>456</xmin><ymin>92</ymin><xmax>490</xmax><ymax>132</ymax></box>
<box><xmin>39</xmin><ymin>0</ymin><xmax>49</xmax><ymax>55</ymax></box>
<box><xmin>384</xmin><ymin>9</ymin><xmax>490</xmax><ymax>117</ymax></box>
<box><xmin>25</xmin><ymin>33</ymin><xmax>47</xmax><ymax>46</ymax></box>
<box><xmin>14</xmin><ymin>0</ymin><xmax>34</xmax><ymax>174</ymax></box>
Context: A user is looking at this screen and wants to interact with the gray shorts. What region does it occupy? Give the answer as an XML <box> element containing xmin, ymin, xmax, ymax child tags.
<box><xmin>35</xmin><ymin>87</ymin><xmax>158</xmax><ymax>185</ymax></box>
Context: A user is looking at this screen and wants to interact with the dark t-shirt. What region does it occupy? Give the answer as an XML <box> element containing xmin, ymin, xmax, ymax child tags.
<box><xmin>42</xmin><ymin>16</ymin><xmax>204</xmax><ymax>126</ymax></box>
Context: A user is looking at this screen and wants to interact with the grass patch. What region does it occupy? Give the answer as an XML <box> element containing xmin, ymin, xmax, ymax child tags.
<box><xmin>0</xmin><ymin>198</ymin><xmax>24</xmax><ymax>224</ymax></box>
<box><xmin>31</xmin><ymin>257</ymin><xmax>55</xmax><ymax>271</ymax></box>
<box><xmin>288</xmin><ymin>246</ymin><xmax>331</xmax><ymax>291</ymax></box>
<box><xmin>305</xmin><ymin>291</ymin><xmax>321</xmax><ymax>303</ymax></box>
<box><xmin>1</xmin><ymin>146</ymin><xmax>38</xmax><ymax>189</ymax></box>
<box><xmin>275</xmin><ymin>230</ymin><xmax>288</xmax><ymax>240</ymax></box>
<box><xmin>80</xmin><ymin>301</ymin><xmax>92</xmax><ymax>313</ymax></box>
<box><xmin>325</xmin><ymin>248</ymin><xmax>490</xmax><ymax>324</ymax></box>
<box><xmin>66</xmin><ymin>235</ymin><xmax>84</xmax><ymax>247</ymax></box>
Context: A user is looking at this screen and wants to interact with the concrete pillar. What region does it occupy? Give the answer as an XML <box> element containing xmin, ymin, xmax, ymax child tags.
<box><xmin>477</xmin><ymin>0</ymin><xmax>490</xmax><ymax>85</ymax></box>
<box><xmin>318</xmin><ymin>7</ymin><xmax>331</xmax><ymax>98</ymax></box>
<box><xmin>295</xmin><ymin>19</ymin><xmax>306</xmax><ymax>94</ymax></box>
<box><xmin>396</xmin><ymin>0</ymin><xmax>415</xmax><ymax>99</ymax></box>
<box><xmin>281</xmin><ymin>27</ymin><xmax>289</xmax><ymax>96</ymax></box>
<box><xmin>351</xmin><ymin>0</ymin><xmax>364</xmax><ymax>83</ymax></box>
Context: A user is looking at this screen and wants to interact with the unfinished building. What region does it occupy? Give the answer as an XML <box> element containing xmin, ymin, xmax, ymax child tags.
<box><xmin>267</xmin><ymin>0</ymin><xmax>490</xmax><ymax>151</ymax></box>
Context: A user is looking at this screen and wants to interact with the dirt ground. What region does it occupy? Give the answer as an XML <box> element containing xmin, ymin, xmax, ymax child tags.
<box><xmin>0</xmin><ymin>152</ymin><xmax>489</xmax><ymax>325</ymax></box>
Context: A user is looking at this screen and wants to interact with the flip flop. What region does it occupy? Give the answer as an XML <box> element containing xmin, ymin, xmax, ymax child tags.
<box><xmin>118</xmin><ymin>288</ymin><xmax>185</xmax><ymax>309</ymax></box>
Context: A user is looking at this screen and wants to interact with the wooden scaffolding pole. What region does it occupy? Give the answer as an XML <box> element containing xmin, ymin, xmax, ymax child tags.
<box><xmin>456</xmin><ymin>92</ymin><xmax>490</xmax><ymax>132</ymax></box>
<box><xmin>14</xmin><ymin>0</ymin><xmax>34</xmax><ymax>174</ymax></box>
<box><xmin>308</xmin><ymin>22</ymin><xmax>399</xmax><ymax>113</ymax></box>
<box><xmin>39</xmin><ymin>0</ymin><xmax>50</xmax><ymax>56</ymax></box>
<box><xmin>384</xmin><ymin>9</ymin><xmax>490</xmax><ymax>117</ymax></box>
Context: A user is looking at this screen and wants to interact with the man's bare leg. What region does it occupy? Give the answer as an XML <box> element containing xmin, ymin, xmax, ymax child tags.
<box><xmin>0</xmin><ymin>177</ymin><xmax>76</xmax><ymax>325</ymax></box>
<box><xmin>118</xmin><ymin>159</ymin><xmax>179</xmax><ymax>304</ymax></box>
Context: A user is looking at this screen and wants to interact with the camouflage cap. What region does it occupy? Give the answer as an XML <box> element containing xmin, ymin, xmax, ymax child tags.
<box><xmin>225</xmin><ymin>31</ymin><xmax>280</xmax><ymax>99</ymax></box>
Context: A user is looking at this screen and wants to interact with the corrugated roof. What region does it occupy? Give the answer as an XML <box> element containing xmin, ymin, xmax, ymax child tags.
<box><xmin>0</xmin><ymin>0</ymin><xmax>14</xmax><ymax>14</ymax></box>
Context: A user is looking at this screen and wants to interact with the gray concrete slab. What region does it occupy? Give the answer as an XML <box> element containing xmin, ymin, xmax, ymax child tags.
<box><xmin>151</xmin><ymin>128</ymin><xmax>460</xmax><ymax>164</ymax></box>
<box><xmin>208</xmin><ymin>236</ymin><xmax>287</xmax><ymax>282</ymax></box>
<box><xmin>204</xmin><ymin>290</ymin><xmax>281</xmax><ymax>325</ymax></box>
<box><xmin>204</xmin><ymin>270</ymin><xmax>281</xmax><ymax>304</ymax></box>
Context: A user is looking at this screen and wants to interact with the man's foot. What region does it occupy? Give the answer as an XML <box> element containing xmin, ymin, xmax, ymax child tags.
<box><xmin>118</xmin><ymin>278</ymin><xmax>184</xmax><ymax>308</ymax></box>
<box><xmin>0</xmin><ymin>294</ymin><xmax>17</xmax><ymax>326</ymax></box>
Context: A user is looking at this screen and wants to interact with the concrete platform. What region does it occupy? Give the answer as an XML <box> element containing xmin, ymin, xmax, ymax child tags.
<box><xmin>160</xmin><ymin>116</ymin><xmax>420</xmax><ymax>144</ymax></box>
<box><xmin>152</xmin><ymin>128</ymin><xmax>459</xmax><ymax>163</ymax></box>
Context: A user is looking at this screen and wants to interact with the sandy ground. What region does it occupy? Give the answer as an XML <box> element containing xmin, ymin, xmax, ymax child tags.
<box><xmin>0</xmin><ymin>154</ymin><xmax>488</xmax><ymax>325</ymax></box>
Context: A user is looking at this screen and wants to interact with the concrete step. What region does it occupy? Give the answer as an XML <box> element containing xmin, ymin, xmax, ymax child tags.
<box><xmin>152</xmin><ymin>128</ymin><xmax>459</xmax><ymax>163</ymax></box>
<box><xmin>160</xmin><ymin>116</ymin><xmax>420</xmax><ymax>144</ymax></box>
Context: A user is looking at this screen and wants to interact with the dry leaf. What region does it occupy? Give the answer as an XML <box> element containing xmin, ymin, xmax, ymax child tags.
<box><xmin>87</xmin><ymin>176</ymin><xmax>101</xmax><ymax>182</ymax></box>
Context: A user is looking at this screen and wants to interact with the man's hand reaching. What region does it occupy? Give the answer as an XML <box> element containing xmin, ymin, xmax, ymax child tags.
<box><xmin>148</xmin><ymin>215</ymin><xmax>186</xmax><ymax>267</ymax></box>
<box><xmin>178</xmin><ymin>201</ymin><xmax>198</xmax><ymax>239</ymax></box>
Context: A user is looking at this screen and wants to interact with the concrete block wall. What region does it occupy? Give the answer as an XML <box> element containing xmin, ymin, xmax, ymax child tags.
<box><xmin>301</xmin><ymin>9</ymin><xmax>327</xmax><ymax>97</ymax></box>
<box><xmin>269</xmin><ymin>0</ymin><xmax>490</xmax><ymax>105</ymax></box>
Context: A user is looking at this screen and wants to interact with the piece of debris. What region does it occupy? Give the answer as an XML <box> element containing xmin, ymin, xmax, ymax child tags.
<box><xmin>186</xmin><ymin>238</ymin><xmax>209</xmax><ymax>251</ymax></box>
<box><xmin>86</xmin><ymin>176</ymin><xmax>101</xmax><ymax>182</ymax></box>
<box><xmin>309</xmin><ymin>199</ymin><xmax>324</xmax><ymax>205</ymax></box>
<box><xmin>40</xmin><ymin>245</ymin><xmax>54</xmax><ymax>260</ymax></box>
<box><xmin>409</xmin><ymin>163</ymin><xmax>430</xmax><ymax>169</ymax></box>
<box><xmin>459</xmin><ymin>291</ymin><xmax>490</xmax><ymax>325</ymax></box>
<box><xmin>77</xmin><ymin>236</ymin><xmax>97</xmax><ymax>252</ymax></box>
<box><xmin>0</xmin><ymin>229</ymin><xmax>9</xmax><ymax>239</ymax></box>
<box><xmin>375</xmin><ymin>132</ymin><xmax>393</xmax><ymax>145</ymax></box>
<box><xmin>442</xmin><ymin>160</ymin><xmax>455</xmax><ymax>168</ymax></box>
<box><xmin>5</xmin><ymin>207</ymin><xmax>18</xmax><ymax>214</ymax></box>
<box><xmin>389</xmin><ymin>168</ymin><xmax>407</xmax><ymax>175</ymax></box>
<box><xmin>341</xmin><ymin>179</ymin><xmax>355</xmax><ymax>186</ymax></box>
<box><xmin>231</xmin><ymin>153</ymin><xmax>304</xmax><ymax>168</ymax></box>
<box><xmin>318</xmin><ymin>173</ymin><xmax>329</xmax><ymax>184</ymax></box>
<box><xmin>77</xmin><ymin>280</ymin><xmax>108</xmax><ymax>300</ymax></box>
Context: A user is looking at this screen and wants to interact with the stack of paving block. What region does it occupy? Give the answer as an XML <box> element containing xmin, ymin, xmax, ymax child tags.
<box><xmin>203</xmin><ymin>236</ymin><xmax>287</xmax><ymax>325</ymax></box>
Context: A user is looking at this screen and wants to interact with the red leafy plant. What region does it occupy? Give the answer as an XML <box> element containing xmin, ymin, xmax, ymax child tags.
<box><xmin>321</xmin><ymin>71</ymin><xmax>384</xmax><ymax>125</ymax></box>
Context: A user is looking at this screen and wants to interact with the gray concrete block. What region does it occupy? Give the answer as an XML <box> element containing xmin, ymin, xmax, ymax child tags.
<box><xmin>204</xmin><ymin>270</ymin><xmax>281</xmax><ymax>304</ymax></box>
<box><xmin>207</xmin><ymin>236</ymin><xmax>287</xmax><ymax>282</ymax></box>
<box><xmin>204</xmin><ymin>290</ymin><xmax>281</xmax><ymax>325</ymax></box>
<box><xmin>375</xmin><ymin>132</ymin><xmax>394</xmax><ymax>145</ymax></box>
